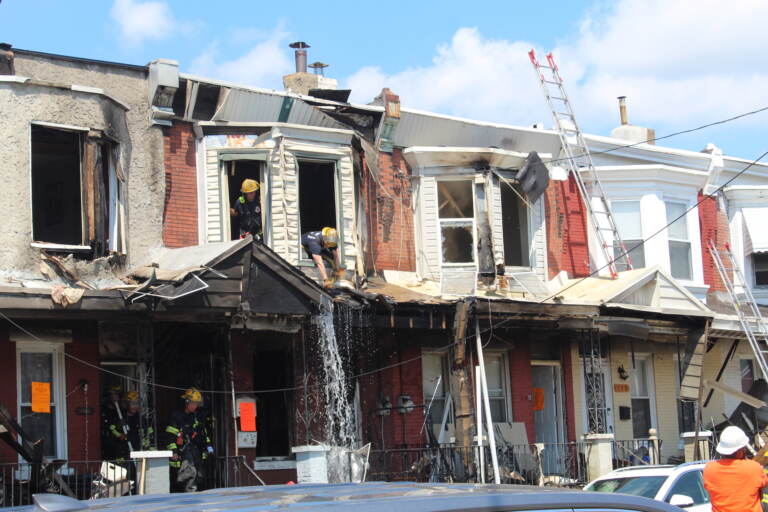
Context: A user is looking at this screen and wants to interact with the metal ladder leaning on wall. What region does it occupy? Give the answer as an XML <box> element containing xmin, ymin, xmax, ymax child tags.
<box><xmin>708</xmin><ymin>239</ymin><xmax>768</xmax><ymax>378</ymax></box>
<box><xmin>528</xmin><ymin>50</ymin><xmax>632</xmax><ymax>278</ymax></box>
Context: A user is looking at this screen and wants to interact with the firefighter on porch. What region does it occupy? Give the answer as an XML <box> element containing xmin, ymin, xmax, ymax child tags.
<box><xmin>101</xmin><ymin>384</ymin><xmax>125</xmax><ymax>460</ymax></box>
<box><xmin>120</xmin><ymin>391</ymin><xmax>154</xmax><ymax>456</ymax></box>
<box><xmin>230</xmin><ymin>179</ymin><xmax>262</xmax><ymax>240</ymax></box>
<box><xmin>301</xmin><ymin>227</ymin><xmax>344</xmax><ymax>288</ymax></box>
<box><xmin>165</xmin><ymin>387</ymin><xmax>213</xmax><ymax>493</ymax></box>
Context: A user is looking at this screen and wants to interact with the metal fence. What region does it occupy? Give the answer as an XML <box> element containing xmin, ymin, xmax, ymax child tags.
<box><xmin>368</xmin><ymin>442</ymin><xmax>588</xmax><ymax>487</ymax></box>
<box><xmin>613</xmin><ymin>439</ymin><xmax>662</xmax><ymax>468</ymax></box>
<box><xmin>0</xmin><ymin>459</ymin><xmax>137</xmax><ymax>507</ymax></box>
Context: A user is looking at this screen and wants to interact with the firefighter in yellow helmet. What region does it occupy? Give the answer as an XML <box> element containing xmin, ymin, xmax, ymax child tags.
<box><xmin>165</xmin><ymin>387</ymin><xmax>212</xmax><ymax>492</ymax></box>
<box><xmin>301</xmin><ymin>227</ymin><xmax>344</xmax><ymax>288</ymax></box>
<box><xmin>101</xmin><ymin>384</ymin><xmax>126</xmax><ymax>460</ymax></box>
<box><xmin>230</xmin><ymin>179</ymin><xmax>262</xmax><ymax>240</ymax></box>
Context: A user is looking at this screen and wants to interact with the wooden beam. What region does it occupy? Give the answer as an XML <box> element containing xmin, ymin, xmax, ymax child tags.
<box><xmin>705</xmin><ymin>379</ymin><xmax>768</xmax><ymax>409</ymax></box>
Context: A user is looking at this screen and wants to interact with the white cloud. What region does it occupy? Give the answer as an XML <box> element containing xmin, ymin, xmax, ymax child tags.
<box><xmin>110</xmin><ymin>0</ymin><xmax>176</xmax><ymax>46</ymax></box>
<box><xmin>345</xmin><ymin>0</ymin><xmax>768</xmax><ymax>142</ymax></box>
<box><xmin>188</xmin><ymin>25</ymin><xmax>293</xmax><ymax>90</ymax></box>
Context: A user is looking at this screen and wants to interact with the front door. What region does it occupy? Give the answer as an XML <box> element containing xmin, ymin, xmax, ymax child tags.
<box><xmin>531</xmin><ymin>364</ymin><xmax>565</xmax><ymax>475</ymax></box>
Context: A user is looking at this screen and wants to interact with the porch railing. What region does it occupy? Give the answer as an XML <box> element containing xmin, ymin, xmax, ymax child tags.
<box><xmin>613</xmin><ymin>439</ymin><xmax>662</xmax><ymax>468</ymax></box>
<box><xmin>367</xmin><ymin>442</ymin><xmax>588</xmax><ymax>487</ymax></box>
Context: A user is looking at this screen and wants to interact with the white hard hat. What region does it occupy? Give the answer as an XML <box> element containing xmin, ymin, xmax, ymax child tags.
<box><xmin>716</xmin><ymin>426</ymin><xmax>750</xmax><ymax>455</ymax></box>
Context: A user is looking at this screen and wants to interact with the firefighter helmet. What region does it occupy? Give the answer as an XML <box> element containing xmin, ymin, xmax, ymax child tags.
<box><xmin>124</xmin><ymin>390</ymin><xmax>140</xmax><ymax>403</ymax></box>
<box><xmin>108</xmin><ymin>385</ymin><xmax>123</xmax><ymax>394</ymax></box>
<box><xmin>321</xmin><ymin>227</ymin><xmax>338</xmax><ymax>248</ymax></box>
<box><xmin>241</xmin><ymin>179</ymin><xmax>260</xmax><ymax>194</ymax></box>
<box><xmin>181</xmin><ymin>387</ymin><xmax>203</xmax><ymax>403</ymax></box>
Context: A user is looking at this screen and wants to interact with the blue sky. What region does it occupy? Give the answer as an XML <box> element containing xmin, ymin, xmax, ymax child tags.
<box><xmin>2</xmin><ymin>0</ymin><xmax>766</xmax><ymax>160</ymax></box>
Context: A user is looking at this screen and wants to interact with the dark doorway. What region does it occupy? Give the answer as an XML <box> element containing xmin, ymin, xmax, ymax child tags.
<box><xmin>501</xmin><ymin>183</ymin><xmax>530</xmax><ymax>266</ymax></box>
<box><xmin>253</xmin><ymin>350</ymin><xmax>292</xmax><ymax>456</ymax></box>
<box><xmin>227</xmin><ymin>161</ymin><xmax>262</xmax><ymax>240</ymax></box>
<box><xmin>31</xmin><ymin>125</ymin><xmax>83</xmax><ymax>244</ymax></box>
<box><xmin>298</xmin><ymin>160</ymin><xmax>336</xmax><ymax>236</ymax></box>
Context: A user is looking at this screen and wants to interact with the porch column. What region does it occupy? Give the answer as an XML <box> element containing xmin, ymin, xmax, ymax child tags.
<box><xmin>585</xmin><ymin>433</ymin><xmax>614</xmax><ymax>482</ymax></box>
<box><xmin>681</xmin><ymin>431</ymin><xmax>711</xmax><ymax>462</ymax></box>
<box><xmin>131</xmin><ymin>450</ymin><xmax>172</xmax><ymax>494</ymax></box>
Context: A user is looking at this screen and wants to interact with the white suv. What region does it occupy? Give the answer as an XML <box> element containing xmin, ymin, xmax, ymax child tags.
<box><xmin>584</xmin><ymin>462</ymin><xmax>710</xmax><ymax>512</ymax></box>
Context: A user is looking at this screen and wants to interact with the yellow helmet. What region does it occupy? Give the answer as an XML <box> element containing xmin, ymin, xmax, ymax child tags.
<box><xmin>124</xmin><ymin>390</ymin><xmax>139</xmax><ymax>403</ymax></box>
<box><xmin>108</xmin><ymin>385</ymin><xmax>123</xmax><ymax>394</ymax></box>
<box><xmin>241</xmin><ymin>179</ymin><xmax>260</xmax><ymax>194</ymax></box>
<box><xmin>181</xmin><ymin>387</ymin><xmax>203</xmax><ymax>403</ymax></box>
<box><xmin>321</xmin><ymin>227</ymin><xmax>338</xmax><ymax>248</ymax></box>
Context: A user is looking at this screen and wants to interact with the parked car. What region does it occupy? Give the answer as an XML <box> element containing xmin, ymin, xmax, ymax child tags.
<box><xmin>7</xmin><ymin>481</ymin><xmax>686</xmax><ymax>512</ymax></box>
<box><xmin>585</xmin><ymin>462</ymin><xmax>710</xmax><ymax>511</ymax></box>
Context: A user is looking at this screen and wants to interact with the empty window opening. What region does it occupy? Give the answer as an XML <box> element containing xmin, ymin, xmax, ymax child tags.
<box><xmin>501</xmin><ymin>184</ymin><xmax>529</xmax><ymax>267</ymax></box>
<box><xmin>191</xmin><ymin>83</ymin><xmax>221</xmax><ymax>120</ymax></box>
<box><xmin>31</xmin><ymin>125</ymin><xmax>83</xmax><ymax>245</ymax></box>
<box><xmin>227</xmin><ymin>160</ymin><xmax>262</xmax><ymax>241</ymax></box>
<box><xmin>754</xmin><ymin>253</ymin><xmax>768</xmax><ymax>286</ymax></box>
<box><xmin>438</xmin><ymin>180</ymin><xmax>475</xmax><ymax>264</ymax></box>
<box><xmin>298</xmin><ymin>160</ymin><xmax>336</xmax><ymax>237</ymax></box>
<box><xmin>253</xmin><ymin>350</ymin><xmax>292</xmax><ymax>456</ymax></box>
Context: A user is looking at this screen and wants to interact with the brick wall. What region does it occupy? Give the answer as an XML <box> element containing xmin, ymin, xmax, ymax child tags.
<box><xmin>163</xmin><ymin>121</ymin><xmax>199</xmax><ymax>248</ymax></box>
<box><xmin>65</xmin><ymin>325</ymin><xmax>102</xmax><ymax>461</ymax></box>
<box><xmin>508</xmin><ymin>345</ymin><xmax>534</xmax><ymax>441</ymax></box>
<box><xmin>361</xmin><ymin>150</ymin><xmax>416</xmax><ymax>273</ymax></box>
<box><xmin>0</xmin><ymin>327</ymin><xmax>16</xmax><ymax>463</ymax></box>
<box><xmin>544</xmin><ymin>175</ymin><xmax>590</xmax><ymax>279</ymax></box>
<box><xmin>698</xmin><ymin>192</ymin><xmax>729</xmax><ymax>292</ymax></box>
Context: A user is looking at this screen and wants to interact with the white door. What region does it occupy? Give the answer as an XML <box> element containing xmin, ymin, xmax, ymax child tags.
<box><xmin>532</xmin><ymin>363</ymin><xmax>565</xmax><ymax>475</ymax></box>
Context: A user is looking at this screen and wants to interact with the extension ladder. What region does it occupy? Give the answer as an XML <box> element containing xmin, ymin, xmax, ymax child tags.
<box><xmin>528</xmin><ymin>50</ymin><xmax>632</xmax><ymax>277</ymax></box>
<box><xmin>708</xmin><ymin>240</ymin><xmax>768</xmax><ymax>378</ymax></box>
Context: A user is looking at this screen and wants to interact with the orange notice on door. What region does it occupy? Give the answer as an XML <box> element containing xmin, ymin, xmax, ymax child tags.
<box><xmin>532</xmin><ymin>387</ymin><xmax>545</xmax><ymax>411</ymax></box>
<box><xmin>31</xmin><ymin>382</ymin><xmax>51</xmax><ymax>413</ymax></box>
<box><xmin>239</xmin><ymin>401</ymin><xmax>257</xmax><ymax>432</ymax></box>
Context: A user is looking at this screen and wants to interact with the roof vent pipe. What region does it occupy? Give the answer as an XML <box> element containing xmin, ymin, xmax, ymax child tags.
<box><xmin>289</xmin><ymin>41</ymin><xmax>310</xmax><ymax>73</ymax></box>
<box><xmin>617</xmin><ymin>96</ymin><xmax>628</xmax><ymax>125</ymax></box>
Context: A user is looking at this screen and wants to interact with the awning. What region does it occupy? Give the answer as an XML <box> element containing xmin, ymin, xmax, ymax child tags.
<box><xmin>743</xmin><ymin>207</ymin><xmax>768</xmax><ymax>253</ymax></box>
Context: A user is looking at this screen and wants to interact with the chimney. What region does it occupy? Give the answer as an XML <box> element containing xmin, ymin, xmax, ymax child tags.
<box><xmin>617</xmin><ymin>96</ymin><xmax>628</xmax><ymax>125</ymax></box>
<box><xmin>289</xmin><ymin>41</ymin><xmax>309</xmax><ymax>73</ymax></box>
<box><xmin>309</xmin><ymin>61</ymin><xmax>328</xmax><ymax>76</ymax></box>
<box><xmin>0</xmin><ymin>43</ymin><xmax>15</xmax><ymax>76</ymax></box>
<box><xmin>610</xmin><ymin>95</ymin><xmax>656</xmax><ymax>145</ymax></box>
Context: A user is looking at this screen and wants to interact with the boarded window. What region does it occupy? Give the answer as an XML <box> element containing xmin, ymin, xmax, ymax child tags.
<box><xmin>438</xmin><ymin>180</ymin><xmax>474</xmax><ymax>264</ymax></box>
<box><xmin>500</xmin><ymin>184</ymin><xmax>529</xmax><ymax>266</ymax></box>
<box><xmin>299</xmin><ymin>160</ymin><xmax>336</xmax><ymax>236</ymax></box>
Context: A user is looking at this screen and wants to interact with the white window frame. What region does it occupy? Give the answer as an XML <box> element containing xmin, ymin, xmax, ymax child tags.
<box><xmin>629</xmin><ymin>354</ymin><xmax>658</xmax><ymax>439</ymax></box>
<box><xmin>221</xmin><ymin>159</ymin><xmax>269</xmax><ymax>244</ymax></box>
<box><xmin>611</xmin><ymin>199</ymin><xmax>645</xmax><ymax>268</ymax></box>
<box><xmin>664</xmin><ymin>200</ymin><xmax>694</xmax><ymax>281</ymax></box>
<box><xmin>483</xmin><ymin>350</ymin><xmax>512</xmax><ymax>424</ymax></box>
<box><xmin>295</xmin><ymin>156</ymin><xmax>343</xmax><ymax>264</ymax></box>
<box><xmin>15</xmin><ymin>340</ymin><xmax>68</xmax><ymax>460</ymax></box>
<box><xmin>436</xmin><ymin>177</ymin><xmax>477</xmax><ymax>267</ymax></box>
<box><xmin>422</xmin><ymin>350</ymin><xmax>451</xmax><ymax>426</ymax></box>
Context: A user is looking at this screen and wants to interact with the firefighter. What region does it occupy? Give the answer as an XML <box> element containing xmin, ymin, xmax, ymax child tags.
<box><xmin>301</xmin><ymin>227</ymin><xmax>344</xmax><ymax>288</ymax></box>
<box><xmin>101</xmin><ymin>385</ymin><xmax>126</xmax><ymax>460</ymax></box>
<box><xmin>120</xmin><ymin>391</ymin><xmax>154</xmax><ymax>456</ymax></box>
<box><xmin>165</xmin><ymin>388</ymin><xmax>213</xmax><ymax>493</ymax></box>
<box><xmin>230</xmin><ymin>179</ymin><xmax>262</xmax><ymax>240</ymax></box>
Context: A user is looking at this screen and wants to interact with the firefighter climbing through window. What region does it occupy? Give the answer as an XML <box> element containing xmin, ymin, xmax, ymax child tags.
<box><xmin>230</xmin><ymin>179</ymin><xmax>262</xmax><ymax>241</ymax></box>
<box><xmin>101</xmin><ymin>385</ymin><xmax>126</xmax><ymax>460</ymax></box>
<box><xmin>165</xmin><ymin>387</ymin><xmax>213</xmax><ymax>493</ymax></box>
<box><xmin>301</xmin><ymin>227</ymin><xmax>344</xmax><ymax>288</ymax></box>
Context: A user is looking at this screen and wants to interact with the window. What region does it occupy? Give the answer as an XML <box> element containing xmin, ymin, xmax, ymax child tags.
<box><xmin>298</xmin><ymin>160</ymin><xmax>337</xmax><ymax>247</ymax></box>
<box><xmin>612</xmin><ymin>201</ymin><xmax>645</xmax><ymax>269</ymax></box>
<box><xmin>665</xmin><ymin>201</ymin><xmax>692</xmax><ymax>280</ymax></box>
<box><xmin>437</xmin><ymin>180</ymin><xmax>474</xmax><ymax>264</ymax></box>
<box><xmin>16</xmin><ymin>343</ymin><xmax>66</xmax><ymax>459</ymax></box>
<box><xmin>665</xmin><ymin>470</ymin><xmax>710</xmax><ymax>507</ymax></box>
<box><xmin>675</xmin><ymin>359</ymin><xmax>696</xmax><ymax>434</ymax></box>
<box><xmin>226</xmin><ymin>160</ymin><xmax>262</xmax><ymax>240</ymax></box>
<box><xmin>741</xmin><ymin>359</ymin><xmax>755</xmax><ymax>393</ymax></box>
<box><xmin>484</xmin><ymin>353</ymin><xmax>509</xmax><ymax>423</ymax></box>
<box><xmin>754</xmin><ymin>253</ymin><xmax>768</xmax><ymax>286</ymax></box>
<box><xmin>500</xmin><ymin>183</ymin><xmax>529</xmax><ymax>267</ymax></box>
<box><xmin>31</xmin><ymin>125</ymin><xmax>120</xmax><ymax>255</ymax></box>
<box><xmin>422</xmin><ymin>352</ymin><xmax>449</xmax><ymax>425</ymax></box>
<box><xmin>631</xmin><ymin>357</ymin><xmax>655</xmax><ymax>438</ymax></box>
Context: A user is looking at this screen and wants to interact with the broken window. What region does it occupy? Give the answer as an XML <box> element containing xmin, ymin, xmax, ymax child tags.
<box><xmin>31</xmin><ymin>125</ymin><xmax>121</xmax><ymax>256</ymax></box>
<box><xmin>227</xmin><ymin>160</ymin><xmax>262</xmax><ymax>240</ymax></box>
<box><xmin>613</xmin><ymin>201</ymin><xmax>645</xmax><ymax>270</ymax></box>
<box><xmin>500</xmin><ymin>183</ymin><xmax>529</xmax><ymax>267</ymax></box>
<box><xmin>422</xmin><ymin>352</ymin><xmax>450</xmax><ymax>426</ymax></box>
<box><xmin>298</xmin><ymin>160</ymin><xmax>337</xmax><ymax>238</ymax></box>
<box><xmin>438</xmin><ymin>180</ymin><xmax>474</xmax><ymax>264</ymax></box>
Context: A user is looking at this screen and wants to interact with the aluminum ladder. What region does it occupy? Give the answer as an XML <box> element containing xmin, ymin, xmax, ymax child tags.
<box><xmin>708</xmin><ymin>239</ymin><xmax>768</xmax><ymax>378</ymax></box>
<box><xmin>528</xmin><ymin>50</ymin><xmax>632</xmax><ymax>277</ymax></box>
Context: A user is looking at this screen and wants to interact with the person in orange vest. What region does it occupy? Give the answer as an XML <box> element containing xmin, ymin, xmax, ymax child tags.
<box><xmin>704</xmin><ymin>426</ymin><xmax>768</xmax><ymax>512</ymax></box>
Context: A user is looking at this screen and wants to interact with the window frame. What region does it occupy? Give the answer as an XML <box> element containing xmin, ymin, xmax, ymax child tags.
<box><xmin>422</xmin><ymin>351</ymin><xmax>451</xmax><ymax>427</ymax></box>
<box><xmin>664</xmin><ymin>200</ymin><xmax>693</xmax><ymax>281</ymax></box>
<box><xmin>629</xmin><ymin>354</ymin><xmax>658</xmax><ymax>439</ymax></box>
<box><xmin>221</xmin><ymin>159</ymin><xmax>268</xmax><ymax>244</ymax></box>
<box><xmin>498</xmin><ymin>177</ymin><xmax>531</xmax><ymax>268</ymax></box>
<box><xmin>436</xmin><ymin>178</ymin><xmax>477</xmax><ymax>267</ymax></box>
<box><xmin>483</xmin><ymin>350</ymin><xmax>512</xmax><ymax>424</ymax></box>
<box><xmin>753</xmin><ymin>253</ymin><xmax>768</xmax><ymax>287</ymax></box>
<box><xmin>15</xmin><ymin>340</ymin><xmax>68</xmax><ymax>460</ymax></box>
<box><xmin>674</xmin><ymin>355</ymin><xmax>697</xmax><ymax>434</ymax></box>
<box><xmin>611</xmin><ymin>200</ymin><xmax>645</xmax><ymax>269</ymax></box>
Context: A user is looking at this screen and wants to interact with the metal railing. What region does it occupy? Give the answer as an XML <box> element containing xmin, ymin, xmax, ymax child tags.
<box><xmin>613</xmin><ymin>439</ymin><xmax>662</xmax><ymax>468</ymax></box>
<box><xmin>367</xmin><ymin>442</ymin><xmax>588</xmax><ymax>487</ymax></box>
<box><xmin>0</xmin><ymin>459</ymin><xmax>137</xmax><ymax>507</ymax></box>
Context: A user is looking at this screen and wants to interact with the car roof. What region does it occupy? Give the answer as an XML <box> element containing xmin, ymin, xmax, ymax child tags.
<box><xmin>15</xmin><ymin>482</ymin><xmax>683</xmax><ymax>512</ymax></box>
<box><xmin>594</xmin><ymin>462</ymin><xmax>707</xmax><ymax>480</ymax></box>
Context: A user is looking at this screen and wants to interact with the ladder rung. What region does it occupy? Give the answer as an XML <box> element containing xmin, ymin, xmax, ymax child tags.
<box><xmin>555</xmin><ymin>112</ymin><xmax>574</xmax><ymax>117</ymax></box>
<box><xmin>542</xmin><ymin>80</ymin><xmax>561</xmax><ymax>85</ymax></box>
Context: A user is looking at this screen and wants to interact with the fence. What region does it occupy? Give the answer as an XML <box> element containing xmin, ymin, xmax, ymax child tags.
<box><xmin>613</xmin><ymin>439</ymin><xmax>662</xmax><ymax>468</ymax></box>
<box><xmin>367</xmin><ymin>442</ymin><xmax>588</xmax><ymax>487</ymax></box>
